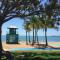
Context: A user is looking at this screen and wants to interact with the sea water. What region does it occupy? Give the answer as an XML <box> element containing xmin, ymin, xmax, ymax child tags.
<box><xmin>2</xmin><ymin>35</ymin><xmax>60</xmax><ymax>42</ymax></box>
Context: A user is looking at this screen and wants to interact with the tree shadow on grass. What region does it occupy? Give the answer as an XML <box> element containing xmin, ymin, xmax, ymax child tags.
<box><xmin>0</xmin><ymin>50</ymin><xmax>15</xmax><ymax>60</ymax></box>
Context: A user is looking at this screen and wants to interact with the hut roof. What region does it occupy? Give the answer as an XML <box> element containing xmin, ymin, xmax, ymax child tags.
<box><xmin>8</xmin><ymin>25</ymin><xmax>18</xmax><ymax>29</ymax></box>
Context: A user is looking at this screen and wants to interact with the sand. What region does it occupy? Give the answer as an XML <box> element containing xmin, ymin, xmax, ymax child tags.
<box><xmin>2</xmin><ymin>42</ymin><xmax>34</xmax><ymax>51</ymax></box>
<box><xmin>2</xmin><ymin>41</ymin><xmax>60</xmax><ymax>51</ymax></box>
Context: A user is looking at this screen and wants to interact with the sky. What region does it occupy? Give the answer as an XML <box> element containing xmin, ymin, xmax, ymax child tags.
<box><xmin>2</xmin><ymin>0</ymin><xmax>60</xmax><ymax>36</ymax></box>
<box><xmin>2</xmin><ymin>17</ymin><xmax>60</xmax><ymax>36</ymax></box>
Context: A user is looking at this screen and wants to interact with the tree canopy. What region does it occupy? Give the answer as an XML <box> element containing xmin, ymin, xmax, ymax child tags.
<box><xmin>0</xmin><ymin>0</ymin><xmax>42</xmax><ymax>24</ymax></box>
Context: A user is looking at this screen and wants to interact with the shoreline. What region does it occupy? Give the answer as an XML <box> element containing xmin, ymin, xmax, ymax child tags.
<box><xmin>2</xmin><ymin>41</ymin><xmax>60</xmax><ymax>51</ymax></box>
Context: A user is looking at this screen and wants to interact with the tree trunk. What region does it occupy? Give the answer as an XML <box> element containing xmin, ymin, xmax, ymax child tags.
<box><xmin>35</xmin><ymin>29</ymin><xmax>37</xmax><ymax>43</ymax></box>
<box><xmin>28</xmin><ymin>32</ymin><xmax>31</xmax><ymax>44</ymax></box>
<box><xmin>26</xmin><ymin>31</ymin><xmax>28</xmax><ymax>45</ymax></box>
<box><xmin>32</xmin><ymin>25</ymin><xmax>35</xmax><ymax>45</ymax></box>
<box><xmin>45</xmin><ymin>28</ymin><xmax>48</xmax><ymax>46</ymax></box>
<box><xmin>0</xmin><ymin>24</ymin><xmax>3</xmax><ymax>60</ymax></box>
<box><xmin>36</xmin><ymin>30</ymin><xmax>39</xmax><ymax>45</ymax></box>
<box><xmin>0</xmin><ymin>24</ymin><xmax>3</xmax><ymax>51</ymax></box>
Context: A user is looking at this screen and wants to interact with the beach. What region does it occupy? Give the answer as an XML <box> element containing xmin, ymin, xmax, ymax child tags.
<box><xmin>2</xmin><ymin>41</ymin><xmax>60</xmax><ymax>51</ymax></box>
<box><xmin>2</xmin><ymin>42</ymin><xmax>34</xmax><ymax>51</ymax></box>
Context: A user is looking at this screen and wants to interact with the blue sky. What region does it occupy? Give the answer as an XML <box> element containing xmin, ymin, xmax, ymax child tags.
<box><xmin>2</xmin><ymin>18</ymin><xmax>60</xmax><ymax>36</ymax></box>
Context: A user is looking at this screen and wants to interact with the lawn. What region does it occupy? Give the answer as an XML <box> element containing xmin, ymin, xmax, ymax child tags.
<box><xmin>11</xmin><ymin>50</ymin><xmax>60</xmax><ymax>60</ymax></box>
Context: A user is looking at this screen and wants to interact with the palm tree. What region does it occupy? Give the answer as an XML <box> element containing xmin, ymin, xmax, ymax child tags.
<box><xmin>29</xmin><ymin>16</ymin><xmax>40</xmax><ymax>45</ymax></box>
<box><xmin>37</xmin><ymin>2</ymin><xmax>58</xmax><ymax>46</ymax></box>
<box><xmin>30</xmin><ymin>16</ymin><xmax>41</xmax><ymax>45</ymax></box>
<box><xmin>39</xmin><ymin>16</ymin><xmax>57</xmax><ymax>46</ymax></box>
<box><xmin>24</xmin><ymin>21</ymin><xmax>31</xmax><ymax>44</ymax></box>
<box><xmin>35</xmin><ymin>20</ymin><xmax>40</xmax><ymax>44</ymax></box>
<box><xmin>27</xmin><ymin>22</ymin><xmax>31</xmax><ymax>44</ymax></box>
<box><xmin>43</xmin><ymin>2</ymin><xmax>58</xmax><ymax>46</ymax></box>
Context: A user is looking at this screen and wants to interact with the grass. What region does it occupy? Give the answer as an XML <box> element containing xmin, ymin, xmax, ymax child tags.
<box><xmin>11</xmin><ymin>50</ymin><xmax>60</xmax><ymax>60</ymax></box>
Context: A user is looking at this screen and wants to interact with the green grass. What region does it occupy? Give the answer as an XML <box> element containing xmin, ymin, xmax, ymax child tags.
<box><xmin>11</xmin><ymin>50</ymin><xmax>60</xmax><ymax>60</ymax></box>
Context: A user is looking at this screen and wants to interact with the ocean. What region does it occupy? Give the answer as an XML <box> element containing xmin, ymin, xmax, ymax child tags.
<box><xmin>2</xmin><ymin>35</ymin><xmax>60</xmax><ymax>42</ymax></box>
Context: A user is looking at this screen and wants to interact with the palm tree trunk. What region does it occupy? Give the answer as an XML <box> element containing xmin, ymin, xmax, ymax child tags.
<box><xmin>45</xmin><ymin>28</ymin><xmax>48</xmax><ymax>46</ymax></box>
<box><xmin>28</xmin><ymin>32</ymin><xmax>31</xmax><ymax>43</ymax></box>
<box><xmin>26</xmin><ymin>31</ymin><xmax>28</xmax><ymax>45</ymax></box>
<box><xmin>37</xmin><ymin>35</ymin><xmax>39</xmax><ymax>43</ymax></box>
<box><xmin>36</xmin><ymin>30</ymin><xmax>39</xmax><ymax>45</ymax></box>
<box><xmin>35</xmin><ymin>29</ymin><xmax>37</xmax><ymax>43</ymax></box>
<box><xmin>32</xmin><ymin>25</ymin><xmax>35</xmax><ymax>45</ymax></box>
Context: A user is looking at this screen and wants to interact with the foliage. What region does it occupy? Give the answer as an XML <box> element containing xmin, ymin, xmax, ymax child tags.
<box><xmin>11</xmin><ymin>51</ymin><xmax>60</xmax><ymax>60</ymax></box>
<box><xmin>24</xmin><ymin>21</ymin><xmax>31</xmax><ymax>32</ymax></box>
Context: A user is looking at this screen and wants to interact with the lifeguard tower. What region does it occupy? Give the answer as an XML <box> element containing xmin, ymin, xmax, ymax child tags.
<box><xmin>6</xmin><ymin>25</ymin><xmax>19</xmax><ymax>44</ymax></box>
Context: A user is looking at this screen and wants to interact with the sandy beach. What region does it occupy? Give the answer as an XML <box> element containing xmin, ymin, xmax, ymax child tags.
<box><xmin>2</xmin><ymin>42</ymin><xmax>34</xmax><ymax>51</ymax></box>
<box><xmin>2</xmin><ymin>41</ymin><xmax>60</xmax><ymax>51</ymax></box>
